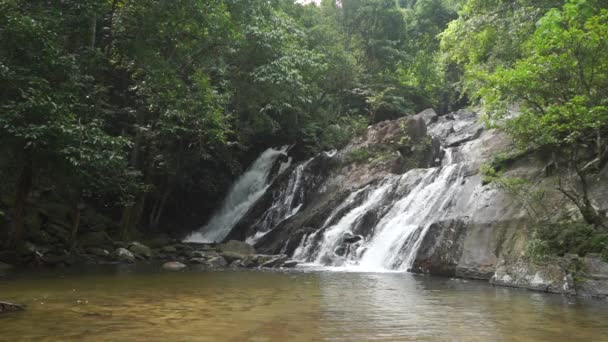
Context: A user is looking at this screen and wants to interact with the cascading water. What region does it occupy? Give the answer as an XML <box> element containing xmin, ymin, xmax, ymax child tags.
<box><xmin>184</xmin><ymin>146</ymin><xmax>291</xmax><ymax>243</ymax></box>
<box><xmin>246</xmin><ymin>158</ymin><xmax>311</xmax><ymax>244</ymax></box>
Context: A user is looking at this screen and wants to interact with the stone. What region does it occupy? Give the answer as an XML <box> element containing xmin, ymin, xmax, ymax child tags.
<box><xmin>261</xmin><ymin>254</ymin><xmax>289</xmax><ymax>268</ymax></box>
<box><xmin>219</xmin><ymin>240</ymin><xmax>255</xmax><ymax>256</ymax></box>
<box><xmin>490</xmin><ymin>257</ymin><xmax>575</xmax><ymax>295</ymax></box>
<box><xmin>86</xmin><ymin>247</ymin><xmax>111</xmax><ymax>258</ymax></box>
<box><xmin>207</xmin><ymin>256</ymin><xmax>228</xmax><ymax>268</ymax></box>
<box><xmin>281</xmin><ymin>260</ymin><xmax>298</xmax><ymax>268</ymax></box>
<box><xmin>114</xmin><ymin>248</ymin><xmax>136</xmax><ymax>263</ymax></box>
<box><xmin>160</xmin><ymin>246</ymin><xmax>177</xmax><ymax>253</ymax></box>
<box><xmin>575</xmin><ymin>256</ymin><xmax>608</xmax><ymax>298</ymax></box>
<box><xmin>0</xmin><ymin>301</ymin><xmax>25</xmax><ymax>313</ymax></box>
<box><xmin>221</xmin><ymin>251</ymin><xmax>247</xmax><ymax>263</ymax></box>
<box><xmin>79</xmin><ymin>231</ymin><xmax>113</xmax><ymax>248</ymax></box>
<box><xmin>163</xmin><ymin>261</ymin><xmax>187</xmax><ymax>271</ymax></box>
<box><xmin>129</xmin><ymin>242</ymin><xmax>153</xmax><ymax>259</ymax></box>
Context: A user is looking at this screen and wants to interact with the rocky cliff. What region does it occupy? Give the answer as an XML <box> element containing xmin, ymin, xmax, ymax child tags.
<box><xmin>225</xmin><ymin>108</ymin><xmax>608</xmax><ymax>298</ymax></box>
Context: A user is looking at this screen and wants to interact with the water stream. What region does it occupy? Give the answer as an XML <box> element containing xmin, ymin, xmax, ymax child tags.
<box><xmin>184</xmin><ymin>146</ymin><xmax>291</xmax><ymax>243</ymax></box>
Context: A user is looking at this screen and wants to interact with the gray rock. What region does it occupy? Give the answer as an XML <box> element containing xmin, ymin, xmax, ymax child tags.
<box><xmin>221</xmin><ymin>251</ymin><xmax>247</xmax><ymax>263</ymax></box>
<box><xmin>79</xmin><ymin>231</ymin><xmax>113</xmax><ymax>248</ymax></box>
<box><xmin>575</xmin><ymin>256</ymin><xmax>608</xmax><ymax>298</ymax></box>
<box><xmin>261</xmin><ymin>254</ymin><xmax>289</xmax><ymax>268</ymax></box>
<box><xmin>219</xmin><ymin>240</ymin><xmax>255</xmax><ymax>256</ymax></box>
<box><xmin>86</xmin><ymin>247</ymin><xmax>111</xmax><ymax>258</ymax></box>
<box><xmin>207</xmin><ymin>256</ymin><xmax>228</xmax><ymax>268</ymax></box>
<box><xmin>114</xmin><ymin>248</ymin><xmax>136</xmax><ymax>263</ymax></box>
<box><xmin>163</xmin><ymin>261</ymin><xmax>187</xmax><ymax>271</ymax></box>
<box><xmin>281</xmin><ymin>260</ymin><xmax>298</xmax><ymax>268</ymax></box>
<box><xmin>160</xmin><ymin>246</ymin><xmax>177</xmax><ymax>253</ymax></box>
<box><xmin>129</xmin><ymin>242</ymin><xmax>153</xmax><ymax>259</ymax></box>
<box><xmin>490</xmin><ymin>257</ymin><xmax>575</xmax><ymax>295</ymax></box>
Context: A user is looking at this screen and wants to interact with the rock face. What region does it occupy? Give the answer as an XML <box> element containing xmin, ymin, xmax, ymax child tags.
<box><xmin>204</xmin><ymin>107</ymin><xmax>608</xmax><ymax>297</ymax></box>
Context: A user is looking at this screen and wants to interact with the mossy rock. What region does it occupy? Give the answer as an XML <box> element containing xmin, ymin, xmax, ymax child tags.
<box><xmin>79</xmin><ymin>231</ymin><xmax>113</xmax><ymax>248</ymax></box>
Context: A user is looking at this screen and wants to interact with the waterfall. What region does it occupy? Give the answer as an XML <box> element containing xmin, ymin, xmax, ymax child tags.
<box><xmin>290</xmin><ymin>163</ymin><xmax>465</xmax><ymax>271</ymax></box>
<box><xmin>246</xmin><ymin>158</ymin><xmax>312</xmax><ymax>244</ymax></box>
<box><xmin>184</xmin><ymin>146</ymin><xmax>291</xmax><ymax>243</ymax></box>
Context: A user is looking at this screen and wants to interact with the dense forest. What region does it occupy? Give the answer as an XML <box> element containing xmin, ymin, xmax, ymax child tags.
<box><xmin>1</xmin><ymin>0</ymin><xmax>607</xmax><ymax>260</ymax></box>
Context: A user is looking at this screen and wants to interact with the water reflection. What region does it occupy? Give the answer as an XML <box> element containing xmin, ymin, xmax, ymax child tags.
<box><xmin>0</xmin><ymin>267</ymin><xmax>607</xmax><ymax>341</ymax></box>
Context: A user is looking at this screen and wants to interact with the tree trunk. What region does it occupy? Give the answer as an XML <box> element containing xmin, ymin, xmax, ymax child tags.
<box><xmin>70</xmin><ymin>199</ymin><xmax>83</xmax><ymax>252</ymax></box>
<box><xmin>9</xmin><ymin>157</ymin><xmax>33</xmax><ymax>249</ymax></box>
<box><xmin>105</xmin><ymin>0</ymin><xmax>118</xmax><ymax>58</ymax></box>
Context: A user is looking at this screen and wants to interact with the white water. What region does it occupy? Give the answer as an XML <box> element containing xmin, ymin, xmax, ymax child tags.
<box><xmin>290</xmin><ymin>163</ymin><xmax>466</xmax><ymax>272</ymax></box>
<box><xmin>184</xmin><ymin>146</ymin><xmax>290</xmax><ymax>243</ymax></box>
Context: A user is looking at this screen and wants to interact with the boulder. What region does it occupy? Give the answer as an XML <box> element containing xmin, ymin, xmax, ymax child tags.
<box><xmin>79</xmin><ymin>231</ymin><xmax>113</xmax><ymax>248</ymax></box>
<box><xmin>219</xmin><ymin>240</ymin><xmax>255</xmax><ymax>256</ymax></box>
<box><xmin>129</xmin><ymin>242</ymin><xmax>153</xmax><ymax>259</ymax></box>
<box><xmin>86</xmin><ymin>247</ymin><xmax>111</xmax><ymax>259</ymax></box>
<box><xmin>208</xmin><ymin>256</ymin><xmax>228</xmax><ymax>268</ymax></box>
<box><xmin>160</xmin><ymin>246</ymin><xmax>177</xmax><ymax>253</ymax></box>
<box><xmin>114</xmin><ymin>248</ymin><xmax>136</xmax><ymax>263</ymax></box>
<box><xmin>163</xmin><ymin>261</ymin><xmax>187</xmax><ymax>271</ymax></box>
<box><xmin>221</xmin><ymin>251</ymin><xmax>247</xmax><ymax>263</ymax></box>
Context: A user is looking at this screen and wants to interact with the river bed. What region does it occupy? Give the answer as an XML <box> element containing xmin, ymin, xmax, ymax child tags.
<box><xmin>1</xmin><ymin>266</ymin><xmax>607</xmax><ymax>341</ymax></box>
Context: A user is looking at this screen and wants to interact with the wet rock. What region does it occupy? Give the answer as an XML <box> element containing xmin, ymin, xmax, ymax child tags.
<box><xmin>86</xmin><ymin>247</ymin><xmax>111</xmax><ymax>259</ymax></box>
<box><xmin>261</xmin><ymin>254</ymin><xmax>289</xmax><ymax>268</ymax></box>
<box><xmin>281</xmin><ymin>260</ymin><xmax>298</xmax><ymax>268</ymax></box>
<box><xmin>219</xmin><ymin>240</ymin><xmax>255</xmax><ymax>256</ymax></box>
<box><xmin>114</xmin><ymin>248</ymin><xmax>136</xmax><ymax>263</ymax></box>
<box><xmin>0</xmin><ymin>301</ymin><xmax>25</xmax><ymax>313</ymax></box>
<box><xmin>445</xmin><ymin>125</ymin><xmax>483</xmax><ymax>147</ymax></box>
<box><xmin>342</xmin><ymin>232</ymin><xmax>362</xmax><ymax>244</ymax></box>
<box><xmin>490</xmin><ymin>257</ymin><xmax>575</xmax><ymax>295</ymax></box>
<box><xmin>129</xmin><ymin>242</ymin><xmax>153</xmax><ymax>259</ymax></box>
<box><xmin>42</xmin><ymin>253</ymin><xmax>68</xmax><ymax>265</ymax></box>
<box><xmin>207</xmin><ymin>256</ymin><xmax>228</xmax><ymax>268</ymax></box>
<box><xmin>160</xmin><ymin>246</ymin><xmax>177</xmax><ymax>253</ymax></box>
<box><xmin>163</xmin><ymin>261</ymin><xmax>187</xmax><ymax>271</ymax></box>
<box><xmin>79</xmin><ymin>231</ymin><xmax>113</xmax><ymax>248</ymax></box>
<box><xmin>575</xmin><ymin>255</ymin><xmax>608</xmax><ymax>298</ymax></box>
<box><xmin>411</xmin><ymin>219</ymin><xmax>468</xmax><ymax>277</ymax></box>
<box><xmin>221</xmin><ymin>251</ymin><xmax>247</xmax><ymax>263</ymax></box>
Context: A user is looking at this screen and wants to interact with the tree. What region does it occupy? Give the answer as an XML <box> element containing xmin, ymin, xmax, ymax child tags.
<box><xmin>479</xmin><ymin>0</ymin><xmax>608</xmax><ymax>228</ymax></box>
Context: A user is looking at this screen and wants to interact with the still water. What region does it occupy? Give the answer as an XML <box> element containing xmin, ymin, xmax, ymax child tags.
<box><xmin>1</xmin><ymin>266</ymin><xmax>607</xmax><ymax>341</ymax></box>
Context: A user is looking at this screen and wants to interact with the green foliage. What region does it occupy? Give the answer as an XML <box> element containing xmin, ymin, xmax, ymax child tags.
<box><xmin>530</xmin><ymin>222</ymin><xmax>608</xmax><ymax>261</ymax></box>
<box><xmin>344</xmin><ymin>148</ymin><xmax>373</xmax><ymax>165</ymax></box>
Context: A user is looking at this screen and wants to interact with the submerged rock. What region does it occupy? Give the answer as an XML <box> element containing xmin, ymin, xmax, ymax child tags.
<box><xmin>163</xmin><ymin>261</ymin><xmax>187</xmax><ymax>271</ymax></box>
<box><xmin>0</xmin><ymin>301</ymin><xmax>25</xmax><ymax>313</ymax></box>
